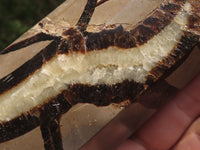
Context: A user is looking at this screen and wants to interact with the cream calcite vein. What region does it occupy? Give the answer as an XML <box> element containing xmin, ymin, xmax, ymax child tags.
<box><xmin>0</xmin><ymin>3</ymin><xmax>191</xmax><ymax>122</ymax></box>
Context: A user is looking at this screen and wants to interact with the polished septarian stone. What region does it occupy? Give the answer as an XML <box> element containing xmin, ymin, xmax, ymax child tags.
<box><xmin>0</xmin><ymin>0</ymin><xmax>199</xmax><ymax>150</ymax></box>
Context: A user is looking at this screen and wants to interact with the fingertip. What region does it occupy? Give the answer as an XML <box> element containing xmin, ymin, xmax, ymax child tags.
<box><xmin>173</xmin><ymin>133</ymin><xmax>200</xmax><ymax>150</ymax></box>
<box><xmin>116</xmin><ymin>139</ymin><xmax>146</xmax><ymax>150</ymax></box>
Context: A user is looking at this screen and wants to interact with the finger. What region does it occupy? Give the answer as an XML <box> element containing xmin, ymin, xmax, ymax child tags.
<box><xmin>128</xmin><ymin>73</ymin><xmax>200</xmax><ymax>150</ymax></box>
<box><xmin>173</xmin><ymin>133</ymin><xmax>200</xmax><ymax>150</ymax></box>
<box><xmin>172</xmin><ymin>117</ymin><xmax>200</xmax><ymax>150</ymax></box>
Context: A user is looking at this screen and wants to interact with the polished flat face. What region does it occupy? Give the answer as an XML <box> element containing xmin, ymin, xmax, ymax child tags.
<box><xmin>0</xmin><ymin>11</ymin><xmax>189</xmax><ymax>121</ymax></box>
<box><xmin>0</xmin><ymin>0</ymin><xmax>199</xmax><ymax>149</ymax></box>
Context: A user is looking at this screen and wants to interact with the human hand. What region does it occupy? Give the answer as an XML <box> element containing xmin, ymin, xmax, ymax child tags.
<box><xmin>81</xmin><ymin>72</ymin><xmax>200</xmax><ymax>150</ymax></box>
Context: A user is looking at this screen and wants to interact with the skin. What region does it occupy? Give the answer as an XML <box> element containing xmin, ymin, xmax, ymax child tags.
<box><xmin>81</xmin><ymin>58</ymin><xmax>200</xmax><ymax>150</ymax></box>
